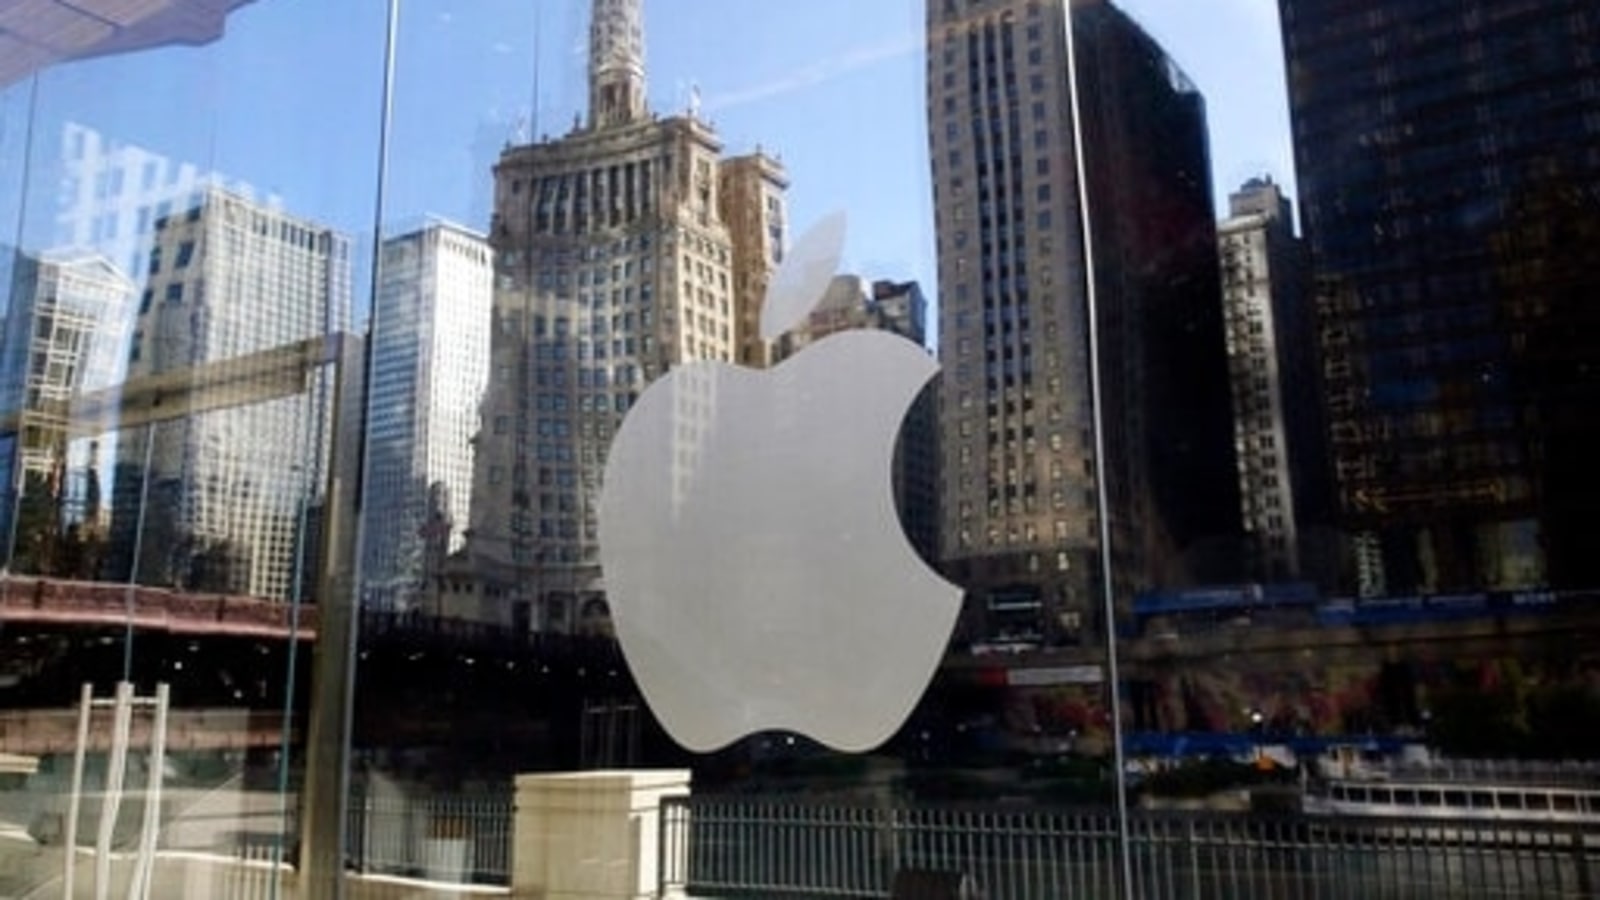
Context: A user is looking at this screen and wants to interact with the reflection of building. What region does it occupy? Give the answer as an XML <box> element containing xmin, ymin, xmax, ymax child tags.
<box><xmin>52</xmin><ymin>122</ymin><xmax>268</xmax><ymax>288</ymax></box>
<box><xmin>105</xmin><ymin>187</ymin><xmax>350</xmax><ymax>600</ymax></box>
<box><xmin>719</xmin><ymin>153</ymin><xmax>788</xmax><ymax>368</ymax></box>
<box><xmin>1217</xmin><ymin>177</ymin><xmax>1328</xmax><ymax>582</ymax></box>
<box><xmin>360</xmin><ymin>222</ymin><xmax>492</xmax><ymax>612</ymax></box>
<box><xmin>467</xmin><ymin>0</ymin><xmax>785</xmax><ymax>632</ymax></box>
<box><xmin>928</xmin><ymin>0</ymin><xmax>1240</xmax><ymax>648</ymax></box>
<box><xmin>0</xmin><ymin>250</ymin><xmax>134</xmax><ymax>563</ymax></box>
<box><xmin>1281</xmin><ymin>0</ymin><xmax>1600</xmax><ymax>594</ymax></box>
<box><xmin>774</xmin><ymin>276</ymin><xmax>938</xmax><ymax>564</ymax></box>
<box><xmin>36</xmin><ymin>123</ymin><xmax>270</xmax><ymax>542</ymax></box>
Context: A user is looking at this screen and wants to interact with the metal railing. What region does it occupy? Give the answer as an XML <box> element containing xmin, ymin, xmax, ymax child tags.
<box><xmin>1376</xmin><ymin>759</ymin><xmax>1600</xmax><ymax>788</ymax></box>
<box><xmin>345</xmin><ymin>788</ymin><xmax>513</xmax><ymax>886</ymax></box>
<box><xmin>660</xmin><ymin>796</ymin><xmax>1599</xmax><ymax>899</ymax></box>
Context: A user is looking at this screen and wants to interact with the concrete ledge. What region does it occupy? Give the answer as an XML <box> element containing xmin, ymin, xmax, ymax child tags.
<box><xmin>513</xmin><ymin>770</ymin><xmax>690</xmax><ymax>900</ymax></box>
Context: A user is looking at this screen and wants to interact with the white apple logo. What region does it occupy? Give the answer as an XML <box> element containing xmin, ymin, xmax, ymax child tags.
<box><xmin>597</xmin><ymin>214</ymin><xmax>962</xmax><ymax>754</ymax></box>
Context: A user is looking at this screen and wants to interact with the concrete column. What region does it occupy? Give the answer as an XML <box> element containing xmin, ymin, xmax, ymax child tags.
<box><xmin>300</xmin><ymin>332</ymin><xmax>370</xmax><ymax>899</ymax></box>
<box><xmin>512</xmin><ymin>770</ymin><xmax>689</xmax><ymax>899</ymax></box>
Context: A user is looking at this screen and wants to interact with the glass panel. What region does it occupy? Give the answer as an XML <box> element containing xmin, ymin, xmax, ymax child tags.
<box><xmin>357</xmin><ymin>0</ymin><xmax>1600</xmax><ymax>894</ymax></box>
<box><xmin>0</xmin><ymin>1</ymin><xmax>388</xmax><ymax>896</ymax></box>
<box><xmin>1103</xmin><ymin>0</ymin><xmax>1600</xmax><ymax>881</ymax></box>
<box><xmin>7</xmin><ymin>0</ymin><xmax>1595</xmax><ymax>896</ymax></box>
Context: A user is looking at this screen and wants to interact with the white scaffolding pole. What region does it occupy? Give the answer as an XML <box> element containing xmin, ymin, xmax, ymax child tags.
<box><xmin>93</xmin><ymin>681</ymin><xmax>133</xmax><ymax>900</ymax></box>
<box><xmin>127</xmin><ymin>683</ymin><xmax>169</xmax><ymax>900</ymax></box>
<box><xmin>61</xmin><ymin>682</ymin><xmax>94</xmax><ymax>898</ymax></box>
<box><xmin>54</xmin><ymin>682</ymin><xmax>171</xmax><ymax>900</ymax></box>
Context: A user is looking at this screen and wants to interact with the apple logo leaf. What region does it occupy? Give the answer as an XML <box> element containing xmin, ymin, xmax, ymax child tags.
<box><xmin>759</xmin><ymin>210</ymin><xmax>847</xmax><ymax>342</ymax></box>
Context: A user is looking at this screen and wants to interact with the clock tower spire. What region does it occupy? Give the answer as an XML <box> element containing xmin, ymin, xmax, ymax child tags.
<box><xmin>589</xmin><ymin>0</ymin><xmax>646</xmax><ymax>129</ymax></box>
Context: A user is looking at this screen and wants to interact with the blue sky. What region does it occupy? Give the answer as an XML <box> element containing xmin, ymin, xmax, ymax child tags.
<box><xmin>5</xmin><ymin>0</ymin><xmax>1297</xmax><ymax>325</ymax></box>
<box><xmin>391</xmin><ymin>0</ymin><xmax>1297</xmax><ymax>297</ymax></box>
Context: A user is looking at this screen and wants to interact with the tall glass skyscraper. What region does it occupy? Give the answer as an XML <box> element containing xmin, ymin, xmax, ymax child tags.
<box><xmin>0</xmin><ymin>250</ymin><xmax>133</xmax><ymax>569</ymax></box>
<box><xmin>361</xmin><ymin>221</ymin><xmax>492</xmax><ymax>612</ymax></box>
<box><xmin>106</xmin><ymin>187</ymin><xmax>350</xmax><ymax>600</ymax></box>
<box><xmin>1281</xmin><ymin>0</ymin><xmax>1600</xmax><ymax>594</ymax></box>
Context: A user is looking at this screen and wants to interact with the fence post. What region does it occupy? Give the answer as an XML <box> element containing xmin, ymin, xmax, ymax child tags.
<box><xmin>657</xmin><ymin>797</ymin><xmax>688</xmax><ymax>898</ymax></box>
<box><xmin>1186</xmin><ymin>819</ymin><xmax>1202</xmax><ymax>900</ymax></box>
<box><xmin>656</xmin><ymin>799</ymin><xmax>668</xmax><ymax>899</ymax></box>
<box><xmin>868</xmin><ymin>801</ymin><xmax>900</xmax><ymax>889</ymax></box>
<box><xmin>1575</xmin><ymin>829</ymin><xmax>1593</xmax><ymax>898</ymax></box>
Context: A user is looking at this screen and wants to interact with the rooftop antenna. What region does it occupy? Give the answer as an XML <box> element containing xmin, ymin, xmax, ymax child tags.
<box><xmin>529</xmin><ymin>0</ymin><xmax>542</xmax><ymax>141</ymax></box>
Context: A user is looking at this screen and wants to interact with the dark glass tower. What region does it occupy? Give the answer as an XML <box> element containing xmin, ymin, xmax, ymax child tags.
<box><xmin>1280</xmin><ymin>0</ymin><xmax>1600</xmax><ymax>594</ymax></box>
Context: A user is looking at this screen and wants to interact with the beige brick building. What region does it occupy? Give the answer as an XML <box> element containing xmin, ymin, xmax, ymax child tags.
<box><xmin>461</xmin><ymin>0</ymin><xmax>787</xmax><ymax>633</ymax></box>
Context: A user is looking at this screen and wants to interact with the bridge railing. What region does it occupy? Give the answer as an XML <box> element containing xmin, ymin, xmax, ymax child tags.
<box><xmin>0</xmin><ymin>575</ymin><xmax>317</xmax><ymax>638</ymax></box>
<box><xmin>344</xmin><ymin>785</ymin><xmax>513</xmax><ymax>887</ymax></box>
<box><xmin>358</xmin><ymin>608</ymin><xmax>621</xmax><ymax>658</ymax></box>
<box><xmin>0</xmin><ymin>707</ymin><xmax>294</xmax><ymax>754</ymax></box>
<box><xmin>0</xmin><ymin>575</ymin><xmax>630</xmax><ymax>656</ymax></box>
<box><xmin>659</xmin><ymin>795</ymin><xmax>1599</xmax><ymax>899</ymax></box>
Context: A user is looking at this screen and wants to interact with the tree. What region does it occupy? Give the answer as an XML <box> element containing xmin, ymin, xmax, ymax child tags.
<box><xmin>9</xmin><ymin>469</ymin><xmax>105</xmax><ymax>580</ymax></box>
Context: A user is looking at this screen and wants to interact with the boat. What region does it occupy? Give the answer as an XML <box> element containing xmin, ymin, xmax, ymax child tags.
<box><xmin>1303</xmin><ymin>755</ymin><xmax>1600</xmax><ymax>834</ymax></box>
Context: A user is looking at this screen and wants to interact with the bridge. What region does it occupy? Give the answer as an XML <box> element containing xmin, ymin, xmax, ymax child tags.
<box><xmin>5</xmin><ymin>572</ymin><xmax>1598</xmax><ymax>766</ymax></box>
<box><xmin>0</xmin><ymin>574</ymin><xmax>642</xmax><ymax>767</ymax></box>
<box><xmin>0</xmin><ymin>575</ymin><xmax>315</xmax><ymax>640</ymax></box>
<box><xmin>0</xmin><ymin>707</ymin><xmax>293</xmax><ymax>755</ymax></box>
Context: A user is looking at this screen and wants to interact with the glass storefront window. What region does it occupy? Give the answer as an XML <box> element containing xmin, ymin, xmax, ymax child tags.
<box><xmin>1</xmin><ymin>1</ymin><xmax>1596</xmax><ymax>898</ymax></box>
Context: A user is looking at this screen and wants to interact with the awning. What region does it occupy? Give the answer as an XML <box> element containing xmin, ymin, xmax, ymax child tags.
<box><xmin>0</xmin><ymin>0</ymin><xmax>258</xmax><ymax>90</ymax></box>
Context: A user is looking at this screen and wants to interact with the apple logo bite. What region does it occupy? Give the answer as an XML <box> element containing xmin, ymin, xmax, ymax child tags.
<box><xmin>596</xmin><ymin>214</ymin><xmax>963</xmax><ymax>754</ymax></box>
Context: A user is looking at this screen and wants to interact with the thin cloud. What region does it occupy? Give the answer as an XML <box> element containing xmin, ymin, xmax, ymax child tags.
<box><xmin>704</xmin><ymin>31</ymin><xmax>922</xmax><ymax>113</ymax></box>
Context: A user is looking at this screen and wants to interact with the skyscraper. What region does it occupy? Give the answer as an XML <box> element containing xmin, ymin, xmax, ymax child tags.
<box><xmin>719</xmin><ymin>153</ymin><xmax>789</xmax><ymax>368</ymax></box>
<box><xmin>469</xmin><ymin>0</ymin><xmax>786</xmax><ymax>632</ymax></box>
<box><xmin>1218</xmin><ymin>177</ymin><xmax>1326</xmax><ymax>582</ymax></box>
<box><xmin>928</xmin><ymin>0</ymin><xmax>1240</xmax><ymax>648</ymax></box>
<box><xmin>106</xmin><ymin>187</ymin><xmax>350</xmax><ymax>600</ymax></box>
<box><xmin>51</xmin><ymin>121</ymin><xmax>270</xmax><ymax>290</ymax></box>
<box><xmin>360</xmin><ymin>221</ymin><xmax>492</xmax><ymax>612</ymax></box>
<box><xmin>1280</xmin><ymin>0</ymin><xmax>1600</xmax><ymax>594</ymax></box>
<box><xmin>0</xmin><ymin>250</ymin><xmax>133</xmax><ymax>568</ymax></box>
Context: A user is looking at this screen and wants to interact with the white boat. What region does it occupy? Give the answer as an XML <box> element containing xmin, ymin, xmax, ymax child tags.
<box><xmin>1303</xmin><ymin>757</ymin><xmax>1600</xmax><ymax>827</ymax></box>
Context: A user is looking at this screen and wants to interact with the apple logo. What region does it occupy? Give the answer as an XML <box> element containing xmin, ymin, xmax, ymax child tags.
<box><xmin>597</xmin><ymin>213</ymin><xmax>962</xmax><ymax>754</ymax></box>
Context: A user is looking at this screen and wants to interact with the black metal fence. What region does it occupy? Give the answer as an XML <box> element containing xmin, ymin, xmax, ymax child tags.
<box><xmin>659</xmin><ymin>796</ymin><xmax>1598</xmax><ymax>899</ymax></box>
<box><xmin>344</xmin><ymin>787</ymin><xmax>512</xmax><ymax>886</ymax></box>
